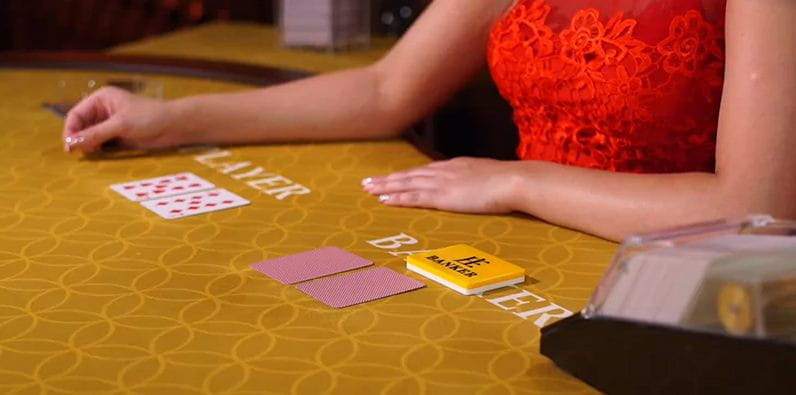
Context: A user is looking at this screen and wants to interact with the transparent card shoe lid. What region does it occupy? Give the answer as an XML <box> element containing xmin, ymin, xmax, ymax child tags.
<box><xmin>585</xmin><ymin>215</ymin><xmax>796</xmax><ymax>343</ymax></box>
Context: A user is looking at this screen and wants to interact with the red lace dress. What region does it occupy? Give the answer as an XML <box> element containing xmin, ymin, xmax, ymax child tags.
<box><xmin>488</xmin><ymin>0</ymin><xmax>727</xmax><ymax>173</ymax></box>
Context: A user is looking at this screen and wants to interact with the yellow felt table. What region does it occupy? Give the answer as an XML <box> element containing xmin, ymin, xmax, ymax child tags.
<box><xmin>111</xmin><ymin>22</ymin><xmax>396</xmax><ymax>74</ymax></box>
<box><xmin>0</xmin><ymin>23</ymin><xmax>618</xmax><ymax>395</ymax></box>
<box><xmin>0</xmin><ymin>70</ymin><xmax>615</xmax><ymax>395</ymax></box>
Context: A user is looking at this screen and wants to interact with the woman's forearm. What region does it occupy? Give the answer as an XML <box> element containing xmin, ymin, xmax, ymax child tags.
<box><xmin>508</xmin><ymin>0</ymin><xmax>796</xmax><ymax>242</ymax></box>
<box><xmin>166</xmin><ymin>66</ymin><xmax>409</xmax><ymax>146</ymax></box>
<box><xmin>506</xmin><ymin>161</ymin><xmax>773</xmax><ymax>241</ymax></box>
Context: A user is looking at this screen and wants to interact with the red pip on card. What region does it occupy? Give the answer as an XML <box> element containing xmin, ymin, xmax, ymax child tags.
<box><xmin>110</xmin><ymin>172</ymin><xmax>214</xmax><ymax>201</ymax></box>
<box><xmin>140</xmin><ymin>188</ymin><xmax>250</xmax><ymax>219</ymax></box>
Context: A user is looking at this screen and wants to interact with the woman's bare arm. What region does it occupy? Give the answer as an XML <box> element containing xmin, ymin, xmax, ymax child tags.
<box><xmin>365</xmin><ymin>0</ymin><xmax>796</xmax><ymax>241</ymax></box>
<box><xmin>63</xmin><ymin>0</ymin><xmax>515</xmax><ymax>152</ymax></box>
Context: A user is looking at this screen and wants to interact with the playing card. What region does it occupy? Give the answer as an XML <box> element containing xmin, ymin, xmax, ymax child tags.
<box><xmin>296</xmin><ymin>267</ymin><xmax>425</xmax><ymax>308</ymax></box>
<box><xmin>140</xmin><ymin>188</ymin><xmax>250</xmax><ymax>219</ymax></box>
<box><xmin>110</xmin><ymin>172</ymin><xmax>214</xmax><ymax>201</ymax></box>
<box><xmin>250</xmin><ymin>246</ymin><xmax>373</xmax><ymax>285</ymax></box>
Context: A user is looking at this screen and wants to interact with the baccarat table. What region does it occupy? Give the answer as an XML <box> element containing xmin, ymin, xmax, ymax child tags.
<box><xmin>0</xmin><ymin>23</ymin><xmax>617</xmax><ymax>394</ymax></box>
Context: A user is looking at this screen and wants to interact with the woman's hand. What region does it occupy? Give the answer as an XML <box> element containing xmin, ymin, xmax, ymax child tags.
<box><xmin>362</xmin><ymin>157</ymin><xmax>522</xmax><ymax>214</ymax></box>
<box><xmin>62</xmin><ymin>86</ymin><xmax>183</xmax><ymax>153</ymax></box>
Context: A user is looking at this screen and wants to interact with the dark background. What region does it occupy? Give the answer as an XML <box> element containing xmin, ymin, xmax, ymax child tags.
<box><xmin>0</xmin><ymin>0</ymin><xmax>431</xmax><ymax>51</ymax></box>
<box><xmin>0</xmin><ymin>0</ymin><xmax>516</xmax><ymax>159</ymax></box>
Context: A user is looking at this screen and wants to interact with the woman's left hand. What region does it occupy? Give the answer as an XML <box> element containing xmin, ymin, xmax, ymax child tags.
<box><xmin>362</xmin><ymin>157</ymin><xmax>521</xmax><ymax>214</ymax></box>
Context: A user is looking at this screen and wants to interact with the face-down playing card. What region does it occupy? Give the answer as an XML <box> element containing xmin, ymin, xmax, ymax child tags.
<box><xmin>250</xmin><ymin>247</ymin><xmax>373</xmax><ymax>285</ymax></box>
<box><xmin>110</xmin><ymin>172</ymin><xmax>214</xmax><ymax>201</ymax></box>
<box><xmin>140</xmin><ymin>188</ymin><xmax>250</xmax><ymax>219</ymax></box>
<box><xmin>296</xmin><ymin>267</ymin><xmax>426</xmax><ymax>308</ymax></box>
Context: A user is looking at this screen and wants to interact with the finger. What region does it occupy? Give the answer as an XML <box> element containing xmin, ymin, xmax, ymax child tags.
<box><xmin>426</xmin><ymin>158</ymin><xmax>464</xmax><ymax>168</ymax></box>
<box><xmin>366</xmin><ymin>160</ymin><xmax>458</xmax><ymax>182</ymax></box>
<box><xmin>362</xmin><ymin>167</ymin><xmax>443</xmax><ymax>188</ymax></box>
<box><xmin>64</xmin><ymin>93</ymin><xmax>109</xmax><ymax>134</ymax></box>
<box><xmin>425</xmin><ymin>160</ymin><xmax>454</xmax><ymax>169</ymax></box>
<box><xmin>385</xmin><ymin>166</ymin><xmax>439</xmax><ymax>179</ymax></box>
<box><xmin>65</xmin><ymin>118</ymin><xmax>124</xmax><ymax>154</ymax></box>
<box><xmin>427</xmin><ymin>157</ymin><xmax>480</xmax><ymax>171</ymax></box>
<box><xmin>63</xmin><ymin>95</ymin><xmax>109</xmax><ymax>152</ymax></box>
<box><xmin>364</xmin><ymin>161</ymin><xmax>447</xmax><ymax>181</ymax></box>
<box><xmin>379</xmin><ymin>190</ymin><xmax>439</xmax><ymax>209</ymax></box>
<box><xmin>364</xmin><ymin>175</ymin><xmax>438</xmax><ymax>195</ymax></box>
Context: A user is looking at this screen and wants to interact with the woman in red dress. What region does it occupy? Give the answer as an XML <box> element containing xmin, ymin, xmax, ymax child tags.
<box><xmin>63</xmin><ymin>0</ymin><xmax>796</xmax><ymax>241</ymax></box>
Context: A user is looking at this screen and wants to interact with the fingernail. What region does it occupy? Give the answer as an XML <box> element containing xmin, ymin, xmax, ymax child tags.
<box><xmin>378</xmin><ymin>194</ymin><xmax>390</xmax><ymax>203</ymax></box>
<box><xmin>65</xmin><ymin>136</ymin><xmax>85</xmax><ymax>146</ymax></box>
<box><xmin>361</xmin><ymin>177</ymin><xmax>373</xmax><ymax>186</ymax></box>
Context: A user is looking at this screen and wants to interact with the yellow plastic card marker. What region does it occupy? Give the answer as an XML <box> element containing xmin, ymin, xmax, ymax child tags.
<box><xmin>406</xmin><ymin>244</ymin><xmax>525</xmax><ymax>295</ymax></box>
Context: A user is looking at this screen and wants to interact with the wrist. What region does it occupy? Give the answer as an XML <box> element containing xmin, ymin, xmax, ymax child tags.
<box><xmin>500</xmin><ymin>160</ymin><xmax>541</xmax><ymax>213</ymax></box>
<box><xmin>164</xmin><ymin>97</ymin><xmax>203</xmax><ymax>146</ymax></box>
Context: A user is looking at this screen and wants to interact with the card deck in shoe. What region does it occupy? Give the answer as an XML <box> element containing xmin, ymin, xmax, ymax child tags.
<box><xmin>140</xmin><ymin>188</ymin><xmax>249</xmax><ymax>219</ymax></box>
<box><xmin>250</xmin><ymin>247</ymin><xmax>373</xmax><ymax>285</ymax></box>
<box><xmin>111</xmin><ymin>172</ymin><xmax>215</xmax><ymax>202</ymax></box>
<box><xmin>296</xmin><ymin>267</ymin><xmax>425</xmax><ymax>308</ymax></box>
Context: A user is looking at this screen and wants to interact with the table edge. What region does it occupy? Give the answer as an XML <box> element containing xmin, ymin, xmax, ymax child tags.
<box><xmin>0</xmin><ymin>51</ymin><xmax>310</xmax><ymax>86</ymax></box>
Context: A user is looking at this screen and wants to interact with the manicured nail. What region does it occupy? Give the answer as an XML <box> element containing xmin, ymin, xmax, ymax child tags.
<box><xmin>65</xmin><ymin>136</ymin><xmax>85</xmax><ymax>145</ymax></box>
<box><xmin>378</xmin><ymin>194</ymin><xmax>390</xmax><ymax>203</ymax></box>
<box><xmin>361</xmin><ymin>177</ymin><xmax>373</xmax><ymax>186</ymax></box>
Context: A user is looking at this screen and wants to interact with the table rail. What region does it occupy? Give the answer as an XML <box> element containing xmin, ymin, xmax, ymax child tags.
<box><xmin>0</xmin><ymin>51</ymin><xmax>310</xmax><ymax>86</ymax></box>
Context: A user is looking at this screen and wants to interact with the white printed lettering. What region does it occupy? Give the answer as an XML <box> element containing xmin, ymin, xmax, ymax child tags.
<box><xmin>247</xmin><ymin>176</ymin><xmax>293</xmax><ymax>190</ymax></box>
<box><xmin>195</xmin><ymin>150</ymin><xmax>311</xmax><ymax>199</ymax></box>
<box><xmin>513</xmin><ymin>304</ymin><xmax>573</xmax><ymax>327</ymax></box>
<box><xmin>483</xmin><ymin>289</ymin><xmax>542</xmax><ymax>310</ymax></box>
<box><xmin>481</xmin><ymin>288</ymin><xmax>572</xmax><ymax>327</ymax></box>
<box><xmin>217</xmin><ymin>161</ymin><xmax>253</xmax><ymax>174</ymax></box>
<box><xmin>265</xmin><ymin>184</ymin><xmax>312</xmax><ymax>200</ymax></box>
<box><xmin>387</xmin><ymin>249</ymin><xmax>431</xmax><ymax>256</ymax></box>
<box><xmin>194</xmin><ymin>150</ymin><xmax>231</xmax><ymax>164</ymax></box>
<box><xmin>232</xmin><ymin>167</ymin><xmax>270</xmax><ymax>180</ymax></box>
<box><xmin>367</xmin><ymin>233</ymin><xmax>419</xmax><ymax>249</ymax></box>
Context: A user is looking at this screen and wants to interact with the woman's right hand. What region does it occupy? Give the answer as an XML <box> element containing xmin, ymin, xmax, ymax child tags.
<box><xmin>62</xmin><ymin>86</ymin><xmax>185</xmax><ymax>153</ymax></box>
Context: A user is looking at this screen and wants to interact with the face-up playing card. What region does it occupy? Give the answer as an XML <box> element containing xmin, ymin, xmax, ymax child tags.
<box><xmin>250</xmin><ymin>247</ymin><xmax>373</xmax><ymax>285</ymax></box>
<box><xmin>110</xmin><ymin>172</ymin><xmax>214</xmax><ymax>202</ymax></box>
<box><xmin>296</xmin><ymin>267</ymin><xmax>425</xmax><ymax>308</ymax></box>
<box><xmin>140</xmin><ymin>188</ymin><xmax>250</xmax><ymax>219</ymax></box>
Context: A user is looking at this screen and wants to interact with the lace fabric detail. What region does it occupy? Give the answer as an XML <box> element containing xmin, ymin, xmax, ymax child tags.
<box><xmin>488</xmin><ymin>0</ymin><xmax>726</xmax><ymax>173</ymax></box>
